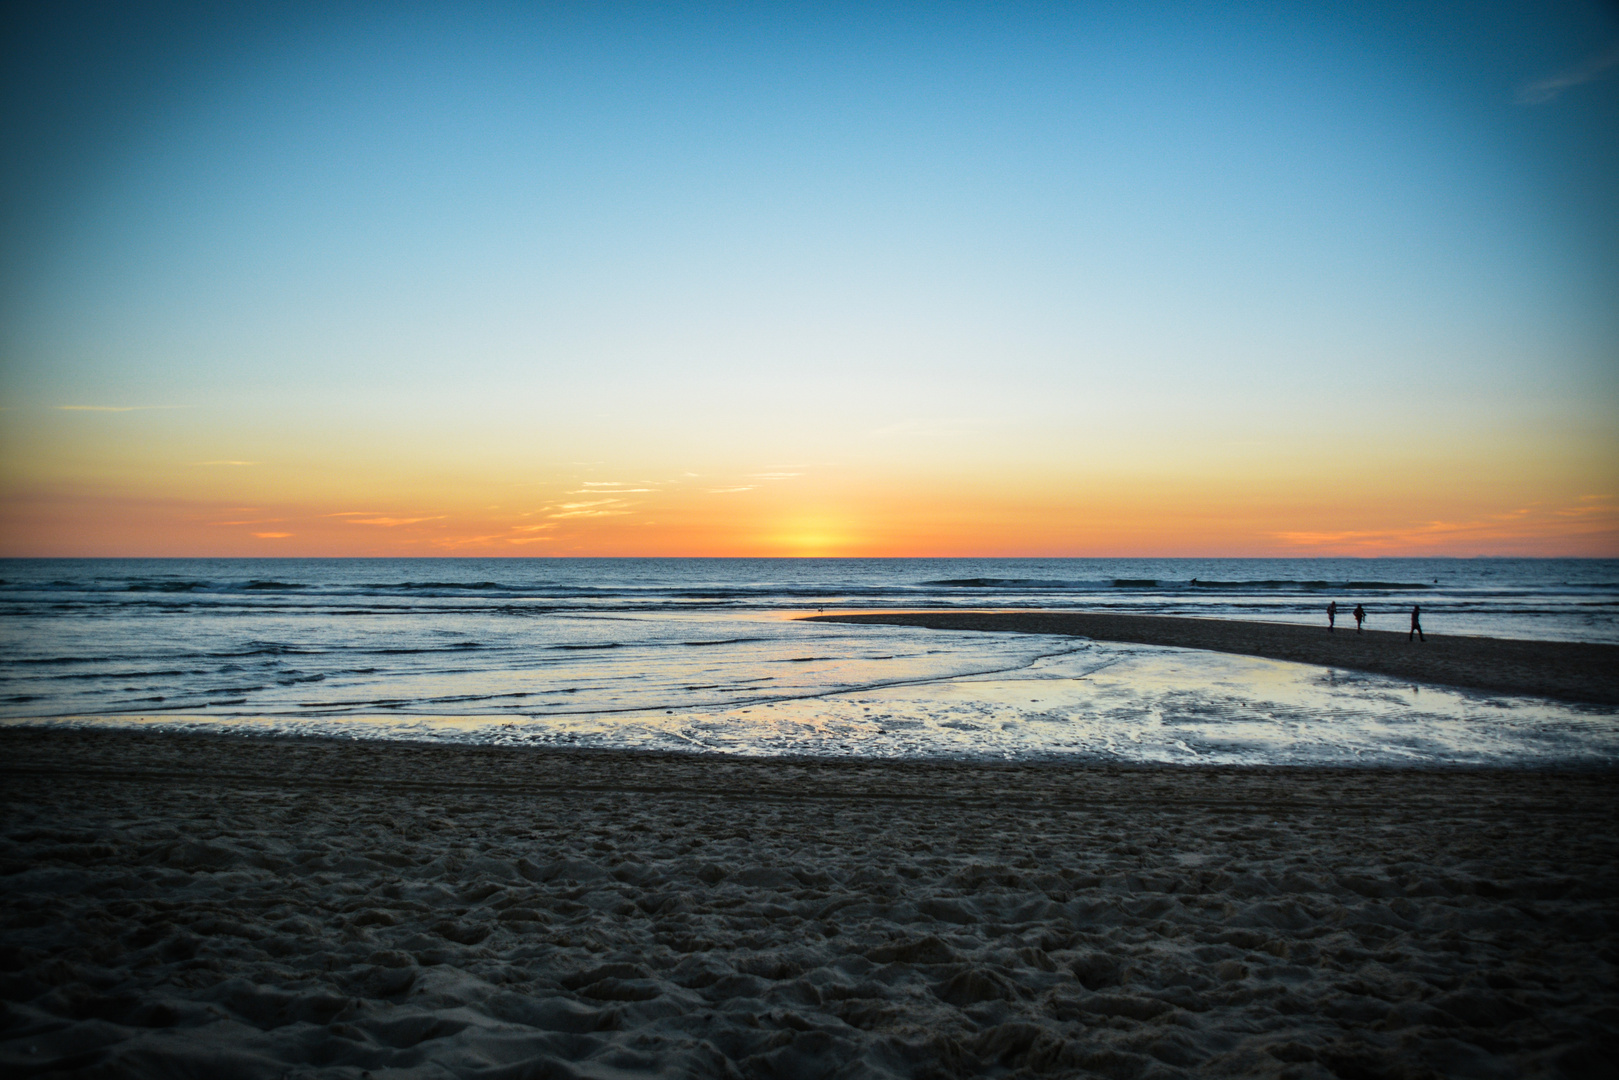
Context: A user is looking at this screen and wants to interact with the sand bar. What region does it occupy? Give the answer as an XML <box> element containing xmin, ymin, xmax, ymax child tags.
<box><xmin>4</xmin><ymin>727</ymin><xmax>1617</xmax><ymax>1078</ymax></box>
<box><xmin>805</xmin><ymin>611</ymin><xmax>1619</xmax><ymax>705</ymax></box>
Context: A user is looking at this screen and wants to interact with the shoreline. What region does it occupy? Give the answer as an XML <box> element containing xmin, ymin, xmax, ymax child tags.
<box><xmin>8</xmin><ymin>723</ymin><xmax>1618</xmax><ymax>784</ymax></box>
<box><xmin>4</xmin><ymin>716</ymin><xmax>1617</xmax><ymax>773</ymax></box>
<box><xmin>4</xmin><ymin>728</ymin><xmax>1615</xmax><ymax>1077</ymax></box>
<box><xmin>804</xmin><ymin>610</ymin><xmax>1619</xmax><ymax>705</ymax></box>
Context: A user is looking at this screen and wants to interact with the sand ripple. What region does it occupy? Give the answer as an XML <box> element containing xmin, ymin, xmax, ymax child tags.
<box><xmin>2</xmin><ymin>730</ymin><xmax>1616</xmax><ymax>1078</ymax></box>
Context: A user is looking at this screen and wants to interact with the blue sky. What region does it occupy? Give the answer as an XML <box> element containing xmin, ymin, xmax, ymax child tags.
<box><xmin>2</xmin><ymin>1</ymin><xmax>1616</xmax><ymax>555</ymax></box>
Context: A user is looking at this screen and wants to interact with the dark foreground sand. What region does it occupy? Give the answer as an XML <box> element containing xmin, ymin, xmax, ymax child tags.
<box><xmin>804</xmin><ymin>612</ymin><xmax>1619</xmax><ymax>705</ymax></box>
<box><xmin>3</xmin><ymin>729</ymin><xmax>1616</xmax><ymax>1079</ymax></box>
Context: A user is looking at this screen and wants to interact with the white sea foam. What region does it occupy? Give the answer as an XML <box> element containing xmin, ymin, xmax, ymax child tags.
<box><xmin>12</xmin><ymin>626</ymin><xmax>1616</xmax><ymax>767</ymax></box>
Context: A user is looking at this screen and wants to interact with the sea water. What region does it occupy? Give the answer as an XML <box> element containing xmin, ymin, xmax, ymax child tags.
<box><xmin>1</xmin><ymin>557</ymin><xmax>1615</xmax><ymax>765</ymax></box>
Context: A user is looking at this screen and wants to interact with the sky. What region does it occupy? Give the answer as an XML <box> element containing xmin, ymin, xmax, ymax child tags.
<box><xmin>2</xmin><ymin>0</ymin><xmax>1616</xmax><ymax>557</ymax></box>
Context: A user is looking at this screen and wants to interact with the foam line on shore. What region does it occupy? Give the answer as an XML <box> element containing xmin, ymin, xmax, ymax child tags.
<box><xmin>803</xmin><ymin>611</ymin><xmax>1619</xmax><ymax>704</ymax></box>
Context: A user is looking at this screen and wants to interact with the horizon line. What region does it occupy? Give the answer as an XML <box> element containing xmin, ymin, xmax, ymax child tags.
<box><xmin>0</xmin><ymin>553</ymin><xmax>1610</xmax><ymax>561</ymax></box>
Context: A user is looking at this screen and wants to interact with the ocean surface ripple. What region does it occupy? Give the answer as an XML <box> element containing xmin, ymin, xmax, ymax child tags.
<box><xmin>1</xmin><ymin>557</ymin><xmax>1614</xmax><ymax>765</ymax></box>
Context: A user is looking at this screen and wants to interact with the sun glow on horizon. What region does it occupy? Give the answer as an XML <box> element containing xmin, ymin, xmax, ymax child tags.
<box><xmin>769</xmin><ymin>519</ymin><xmax>859</xmax><ymax>558</ymax></box>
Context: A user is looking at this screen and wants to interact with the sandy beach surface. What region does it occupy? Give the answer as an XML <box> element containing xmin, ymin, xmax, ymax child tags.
<box><xmin>804</xmin><ymin>613</ymin><xmax>1619</xmax><ymax>706</ymax></box>
<box><xmin>3</xmin><ymin>729</ymin><xmax>1616</xmax><ymax>1079</ymax></box>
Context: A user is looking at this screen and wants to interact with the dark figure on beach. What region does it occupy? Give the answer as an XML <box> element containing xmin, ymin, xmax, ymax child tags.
<box><xmin>1409</xmin><ymin>605</ymin><xmax>1424</xmax><ymax>642</ymax></box>
<box><xmin>1327</xmin><ymin>601</ymin><xmax>1336</xmax><ymax>632</ymax></box>
<box><xmin>1353</xmin><ymin>604</ymin><xmax>1365</xmax><ymax>633</ymax></box>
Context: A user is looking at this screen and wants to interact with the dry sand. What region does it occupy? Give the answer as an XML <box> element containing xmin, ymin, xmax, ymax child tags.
<box><xmin>804</xmin><ymin>612</ymin><xmax>1619</xmax><ymax>706</ymax></box>
<box><xmin>3</xmin><ymin>728</ymin><xmax>1616</xmax><ymax>1079</ymax></box>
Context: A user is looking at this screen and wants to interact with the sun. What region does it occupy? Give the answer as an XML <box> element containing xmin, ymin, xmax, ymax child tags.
<box><xmin>770</xmin><ymin>518</ymin><xmax>853</xmax><ymax>557</ymax></box>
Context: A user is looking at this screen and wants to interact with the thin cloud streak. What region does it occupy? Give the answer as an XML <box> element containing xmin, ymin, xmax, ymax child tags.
<box><xmin>432</xmin><ymin>534</ymin><xmax>509</xmax><ymax>549</ymax></box>
<box><xmin>1518</xmin><ymin>42</ymin><xmax>1619</xmax><ymax>103</ymax></box>
<box><xmin>1273</xmin><ymin>498</ymin><xmax>1618</xmax><ymax>552</ymax></box>
<box><xmin>345</xmin><ymin>516</ymin><xmax>446</xmax><ymax>526</ymax></box>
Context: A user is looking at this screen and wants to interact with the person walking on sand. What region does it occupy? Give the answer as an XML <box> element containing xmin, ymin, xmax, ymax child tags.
<box><xmin>1409</xmin><ymin>604</ymin><xmax>1424</xmax><ymax>642</ymax></box>
<box><xmin>1327</xmin><ymin>601</ymin><xmax>1337</xmax><ymax>633</ymax></box>
<box><xmin>1353</xmin><ymin>604</ymin><xmax>1365</xmax><ymax>633</ymax></box>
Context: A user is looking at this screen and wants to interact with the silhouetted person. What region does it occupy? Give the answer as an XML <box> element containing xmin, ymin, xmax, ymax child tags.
<box><xmin>1409</xmin><ymin>604</ymin><xmax>1424</xmax><ymax>642</ymax></box>
<box><xmin>1353</xmin><ymin>604</ymin><xmax>1365</xmax><ymax>633</ymax></box>
<box><xmin>1327</xmin><ymin>601</ymin><xmax>1336</xmax><ymax>632</ymax></box>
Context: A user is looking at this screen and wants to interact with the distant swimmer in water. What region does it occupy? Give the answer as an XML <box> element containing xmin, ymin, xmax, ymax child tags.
<box><xmin>1353</xmin><ymin>604</ymin><xmax>1365</xmax><ymax>633</ymax></box>
<box><xmin>1409</xmin><ymin>604</ymin><xmax>1424</xmax><ymax>642</ymax></box>
<box><xmin>1327</xmin><ymin>601</ymin><xmax>1337</xmax><ymax>632</ymax></box>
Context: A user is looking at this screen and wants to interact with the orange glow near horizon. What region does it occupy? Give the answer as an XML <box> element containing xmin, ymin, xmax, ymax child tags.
<box><xmin>2</xmin><ymin>332</ymin><xmax>1614</xmax><ymax>560</ymax></box>
<box><xmin>3</xmin><ymin>442</ymin><xmax>1615</xmax><ymax>557</ymax></box>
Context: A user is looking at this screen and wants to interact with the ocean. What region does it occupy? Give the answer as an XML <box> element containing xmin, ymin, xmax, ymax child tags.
<box><xmin>2</xmin><ymin>557</ymin><xmax>1615</xmax><ymax>765</ymax></box>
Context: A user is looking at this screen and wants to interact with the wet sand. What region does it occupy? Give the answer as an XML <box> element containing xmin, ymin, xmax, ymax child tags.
<box><xmin>3</xmin><ymin>728</ymin><xmax>1616</xmax><ymax>1078</ymax></box>
<box><xmin>805</xmin><ymin>611</ymin><xmax>1619</xmax><ymax>705</ymax></box>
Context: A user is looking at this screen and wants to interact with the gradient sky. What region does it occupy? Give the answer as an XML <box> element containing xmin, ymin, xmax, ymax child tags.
<box><xmin>2</xmin><ymin>0</ymin><xmax>1616</xmax><ymax>557</ymax></box>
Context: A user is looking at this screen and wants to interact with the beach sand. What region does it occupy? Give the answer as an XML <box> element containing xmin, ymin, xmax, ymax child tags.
<box><xmin>3</xmin><ymin>728</ymin><xmax>1615</xmax><ymax>1078</ymax></box>
<box><xmin>804</xmin><ymin>612</ymin><xmax>1619</xmax><ymax>705</ymax></box>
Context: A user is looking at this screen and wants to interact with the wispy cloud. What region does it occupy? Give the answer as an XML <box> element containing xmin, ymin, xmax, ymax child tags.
<box><xmin>345</xmin><ymin>516</ymin><xmax>446</xmax><ymax>526</ymax></box>
<box><xmin>705</xmin><ymin>486</ymin><xmax>754</xmax><ymax>494</ymax></box>
<box><xmin>1518</xmin><ymin>42</ymin><xmax>1619</xmax><ymax>104</ymax></box>
<box><xmin>212</xmin><ymin>518</ymin><xmax>282</xmax><ymax>526</ymax></box>
<box><xmin>1556</xmin><ymin>494</ymin><xmax>1617</xmax><ymax>517</ymax></box>
<box><xmin>748</xmin><ymin>472</ymin><xmax>801</xmax><ymax>480</ymax></box>
<box><xmin>568</xmin><ymin>487</ymin><xmax>653</xmax><ymax>494</ymax></box>
<box><xmin>548</xmin><ymin>508</ymin><xmax>632</xmax><ymax>518</ymax></box>
<box><xmin>253</xmin><ymin>532</ymin><xmax>292</xmax><ymax>539</ymax></box>
<box><xmin>433</xmin><ymin>534</ymin><xmax>508</xmax><ymax>549</ymax></box>
<box><xmin>1273</xmin><ymin>497</ymin><xmax>1617</xmax><ymax>552</ymax></box>
<box><xmin>324</xmin><ymin>511</ymin><xmax>382</xmax><ymax>517</ymax></box>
